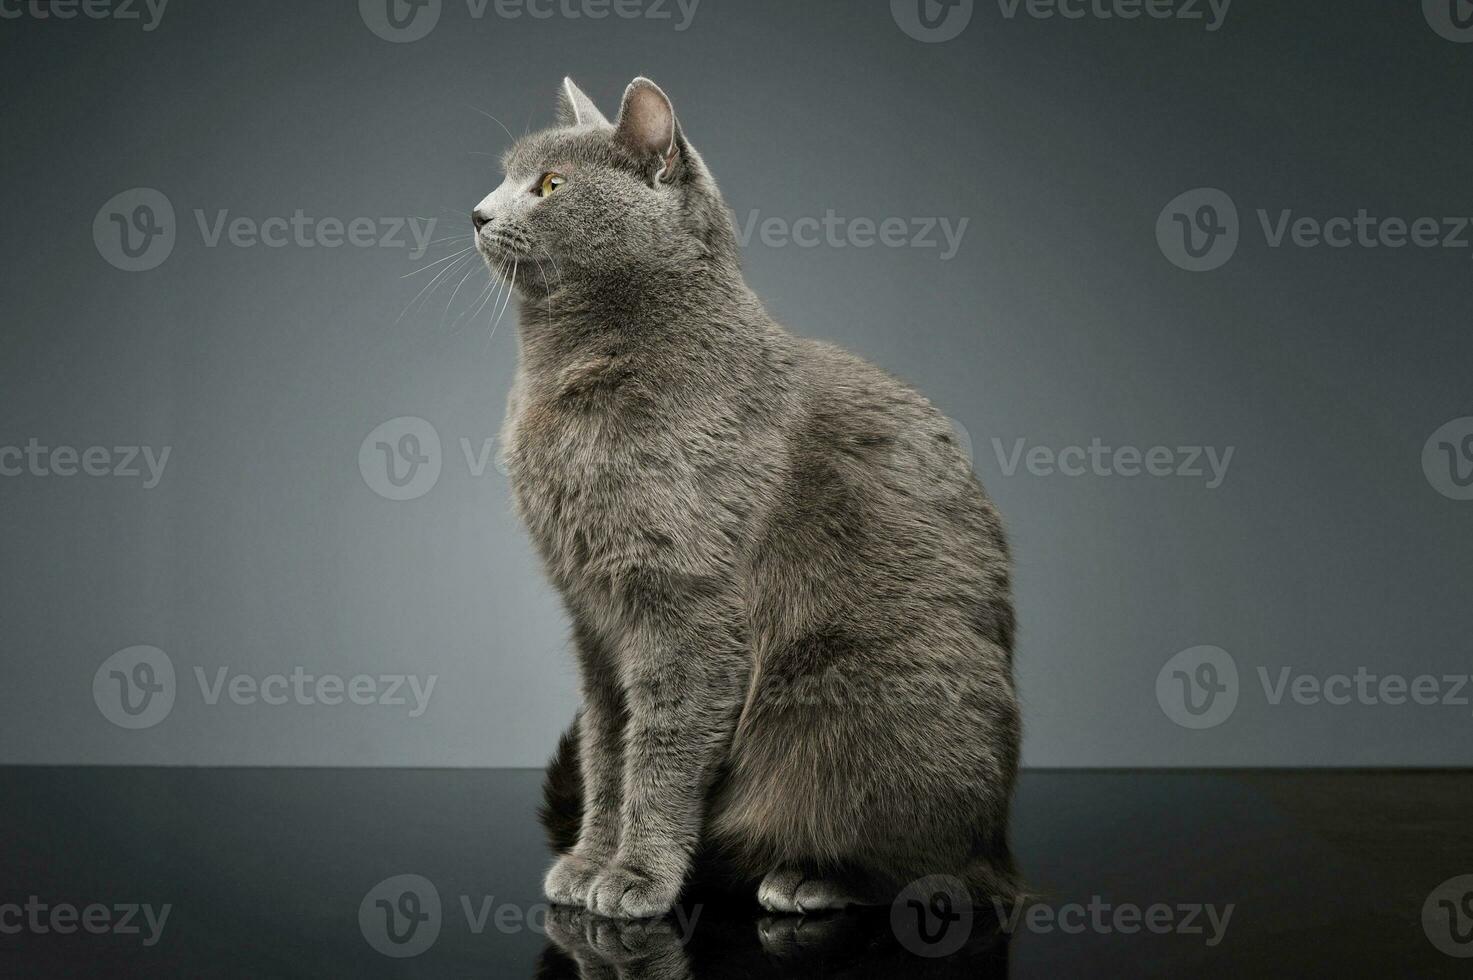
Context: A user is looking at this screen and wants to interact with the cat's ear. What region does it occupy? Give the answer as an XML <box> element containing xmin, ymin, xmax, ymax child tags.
<box><xmin>557</xmin><ymin>77</ymin><xmax>609</xmax><ymax>128</ymax></box>
<box><xmin>613</xmin><ymin>77</ymin><xmax>681</xmax><ymax>184</ymax></box>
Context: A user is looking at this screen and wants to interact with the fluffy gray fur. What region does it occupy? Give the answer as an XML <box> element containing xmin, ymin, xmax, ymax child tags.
<box><xmin>473</xmin><ymin>76</ymin><xmax>1020</xmax><ymax>919</ymax></box>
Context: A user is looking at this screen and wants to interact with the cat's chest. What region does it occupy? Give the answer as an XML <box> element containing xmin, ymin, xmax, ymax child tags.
<box><xmin>501</xmin><ymin>357</ymin><xmax>689</xmax><ymax>573</ymax></box>
<box><xmin>503</xmin><ymin>354</ymin><xmax>645</xmax><ymax>481</ymax></box>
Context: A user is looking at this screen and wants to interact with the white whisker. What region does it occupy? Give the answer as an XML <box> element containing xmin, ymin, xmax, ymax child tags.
<box><xmin>470</xmin><ymin>258</ymin><xmax>508</xmax><ymax>324</ymax></box>
<box><xmin>467</xmin><ymin>104</ymin><xmax>518</xmax><ymax>145</ymax></box>
<box><xmin>447</xmin><ymin>275</ymin><xmax>494</xmax><ymax>333</ymax></box>
<box><xmin>395</xmin><ymin>252</ymin><xmax>474</xmax><ymax>325</ymax></box>
<box><xmin>421</xmin><ymin>234</ymin><xmax>475</xmax><ymax>249</ymax></box>
<box><xmin>440</xmin><ymin>258</ymin><xmax>480</xmax><ymax>327</ymax></box>
<box><xmin>400</xmin><ymin>245</ymin><xmax>475</xmax><ymax>279</ymax></box>
<box><xmin>485</xmin><ymin>259</ymin><xmax>518</xmax><ymax>353</ymax></box>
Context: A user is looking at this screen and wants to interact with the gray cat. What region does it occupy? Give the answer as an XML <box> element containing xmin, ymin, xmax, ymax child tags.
<box><xmin>473</xmin><ymin>77</ymin><xmax>1020</xmax><ymax>920</ymax></box>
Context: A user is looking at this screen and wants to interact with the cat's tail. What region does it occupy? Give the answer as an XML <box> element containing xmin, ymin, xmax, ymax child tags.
<box><xmin>966</xmin><ymin>853</ymin><xmax>1029</xmax><ymax>912</ymax></box>
<box><xmin>539</xmin><ymin>714</ymin><xmax>583</xmax><ymax>855</ymax></box>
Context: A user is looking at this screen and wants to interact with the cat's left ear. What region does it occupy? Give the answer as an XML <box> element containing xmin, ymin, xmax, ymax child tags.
<box><xmin>557</xmin><ymin>77</ymin><xmax>609</xmax><ymax>127</ymax></box>
<box><xmin>613</xmin><ymin>77</ymin><xmax>681</xmax><ymax>184</ymax></box>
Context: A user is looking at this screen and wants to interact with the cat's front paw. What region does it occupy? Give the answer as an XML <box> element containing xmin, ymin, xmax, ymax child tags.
<box><xmin>586</xmin><ymin>863</ymin><xmax>681</xmax><ymax>919</ymax></box>
<box><xmin>546</xmin><ymin>906</ymin><xmax>684</xmax><ymax>963</ymax></box>
<box><xmin>544</xmin><ymin>853</ymin><xmax>605</xmax><ymax>907</ymax></box>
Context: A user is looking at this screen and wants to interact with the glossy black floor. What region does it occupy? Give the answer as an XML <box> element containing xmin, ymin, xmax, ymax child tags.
<box><xmin>1</xmin><ymin>769</ymin><xmax>1470</xmax><ymax>977</ymax></box>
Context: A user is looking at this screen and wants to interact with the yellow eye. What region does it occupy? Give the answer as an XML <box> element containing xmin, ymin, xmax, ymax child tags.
<box><xmin>537</xmin><ymin>172</ymin><xmax>566</xmax><ymax>197</ymax></box>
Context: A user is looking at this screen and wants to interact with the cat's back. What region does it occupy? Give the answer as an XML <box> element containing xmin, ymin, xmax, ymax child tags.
<box><xmin>789</xmin><ymin>337</ymin><xmax>981</xmax><ymax>500</ymax></box>
<box><xmin>770</xmin><ymin>334</ymin><xmax>1012</xmax><ymax>621</ymax></box>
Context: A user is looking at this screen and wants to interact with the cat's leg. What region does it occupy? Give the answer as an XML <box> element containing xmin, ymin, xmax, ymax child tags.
<box><xmin>719</xmin><ymin>625</ymin><xmax>1021</xmax><ymax>914</ymax></box>
<box><xmin>586</xmin><ymin>577</ymin><xmax>746</xmax><ymax>919</ymax></box>
<box><xmin>545</xmin><ymin>624</ymin><xmax>627</xmax><ymax>907</ymax></box>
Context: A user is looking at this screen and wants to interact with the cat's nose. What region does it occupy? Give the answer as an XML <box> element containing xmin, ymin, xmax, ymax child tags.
<box><xmin>472</xmin><ymin>208</ymin><xmax>493</xmax><ymax>232</ymax></box>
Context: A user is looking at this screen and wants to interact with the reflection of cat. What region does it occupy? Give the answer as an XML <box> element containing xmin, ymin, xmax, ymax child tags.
<box><xmin>538</xmin><ymin>905</ymin><xmax>1010</xmax><ymax>980</ymax></box>
<box><xmin>475</xmin><ymin>77</ymin><xmax>1021</xmax><ymax>920</ymax></box>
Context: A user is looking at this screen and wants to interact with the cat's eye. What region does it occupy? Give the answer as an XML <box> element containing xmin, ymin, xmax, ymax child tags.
<box><xmin>536</xmin><ymin>172</ymin><xmax>566</xmax><ymax>197</ymax></box>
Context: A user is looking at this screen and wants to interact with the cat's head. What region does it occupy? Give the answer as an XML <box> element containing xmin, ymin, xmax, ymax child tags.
<box><xmin>472</xmin><ymin>77</ymin><xmax>738</xmax><ymax>291</ymax></box>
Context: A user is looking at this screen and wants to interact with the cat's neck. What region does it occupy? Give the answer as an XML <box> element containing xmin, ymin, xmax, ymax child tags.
<box><xmin>511</xmin><ymin>260</ymin><xmax>761</xmax><ymax>373</ymax></box>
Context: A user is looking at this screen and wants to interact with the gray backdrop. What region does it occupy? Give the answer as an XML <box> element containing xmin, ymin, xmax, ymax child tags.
<box><xmin>2</xmin><ymin>0</ymin><xmax>1470</xmax><ymax>767</ymax></box>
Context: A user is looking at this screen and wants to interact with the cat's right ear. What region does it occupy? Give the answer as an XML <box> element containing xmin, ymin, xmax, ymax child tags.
<box><xmin>613</xmin><ymin>77</ymin><xmax>681</xmax><ymax>184</ymax></box>
<box><xmin>557</xmin><ymin>77</ymin><xmax>609</xmax><ymax>128</ymax></box>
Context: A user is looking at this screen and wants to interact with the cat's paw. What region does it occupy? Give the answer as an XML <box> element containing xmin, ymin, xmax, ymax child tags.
<box><xmin>757</xmin><ymin>867</ymin><xmax>860</xmax><ymax>914</ymax></box>
<box><xmin>544</xmin><ymin>853</ymin><xmax>605</xmax><ymax>907</ymax></box>
<box><xmin>756</xmin><ymin>914</ymin><xmax>848</xmax><ymax>957</ymax></box>
<box><xmin>586</xmin><ymin>863</ymin><xmax>681</xmax><ymax>919</ymax></box>
<box><xmin>544</xmin><ymin>905</ymin><xmax>591</xmax><ymax>949</ymax></box>
<box><xmin>547</xmin><ymin>906</ymin><xmax>683</xmax><ymax>961</ymax></box>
